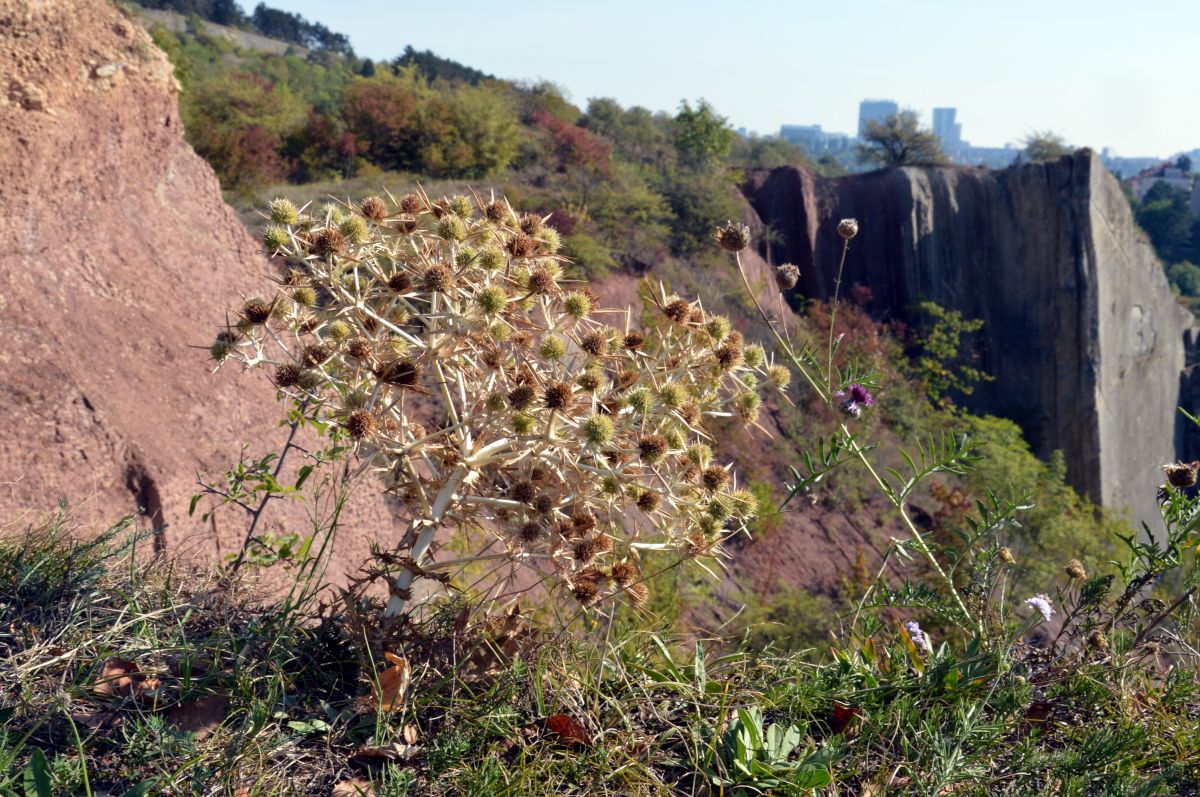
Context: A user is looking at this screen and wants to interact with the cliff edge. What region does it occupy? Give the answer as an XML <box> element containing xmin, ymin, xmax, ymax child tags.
<box><xmin>745</xmin><ymin>152</ymin><xmax>1196</xmax><ymax>528</ymax></box>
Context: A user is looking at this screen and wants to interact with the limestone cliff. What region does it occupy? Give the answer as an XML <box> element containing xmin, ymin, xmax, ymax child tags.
<box><xmin>744</xmin><ymin>152</ymin><xmax>1196</xmax><ymax>528</ymax></box>
<box><xmin>0</xmin><ymin>0</ymin><xmax>397</xmax><ymax>573</ymax></box>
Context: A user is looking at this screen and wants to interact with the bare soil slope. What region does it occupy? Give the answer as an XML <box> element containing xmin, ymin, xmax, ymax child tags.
<box><xmin>0</xmin><ymin>0</ymin><xmax>398</xmax><ymax>573</ymax></box>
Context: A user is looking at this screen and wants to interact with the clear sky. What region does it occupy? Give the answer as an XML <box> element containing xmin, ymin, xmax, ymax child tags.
<box><xmin>263</xmin><ymin>0</ymin><xmax>1196</xmax><ymax>158</ymax></box>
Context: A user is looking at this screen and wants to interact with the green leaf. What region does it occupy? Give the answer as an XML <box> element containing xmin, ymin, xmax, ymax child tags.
<box><xmin>188</xmin><ymin>493</ymin><xmax>202</xmax><ymax>517</ymax></box>
<box><xmin>120</xmin><ymin>782</ymin><xmax>158</xmax><ymax>797</ymax></box>
<box><xmin>23</xmin><ymin>748</ymin><xmax>51</xmax><ymax>797</ymax></box>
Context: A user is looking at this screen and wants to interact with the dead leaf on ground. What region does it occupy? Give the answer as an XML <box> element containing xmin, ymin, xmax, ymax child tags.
<box><xmin>544</xmin><ymin>713</ymin><xmax>591</xmax><ymax>748</ymax></box>
<box><xmin>92</xmin><ymin>657</ymin><xmax>161</xmax><ymax>701</ymax></box>
<box><xmin>349</xmin><ymin>743</ymin><xmax>421</xmax><ymax>769</ymax></box>
<box><xmin>401</xmin><ymin>723</ymin><xmax>419</xmax><ymax>744</ymax></box>
<box><xmin>332</xmin><ymin>778</ymin><xmax>376</xmax><ymax>797</ymax></box>
<box><xmin>372</xmin><ymin>652</ymin><xmax>410</xmax><ymax>712</ymax></box>
<box><xmin>167</xmin><ymin>694</ymin><xmax>229</xmax><ymax>739</ymax></box>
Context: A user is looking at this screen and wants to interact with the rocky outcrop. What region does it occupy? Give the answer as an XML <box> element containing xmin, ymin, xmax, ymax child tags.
<box><xmin>744</xmin><ymin>152</ymin><xmax>1196</xmax><ymax>528</ymax></box>
<box><xmin>0</xmin><ymin>0</ymin><xmax>397</xmax><ymax>573</ymax></box>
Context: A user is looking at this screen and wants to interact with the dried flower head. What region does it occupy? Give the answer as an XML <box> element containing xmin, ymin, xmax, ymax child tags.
<box><xmin>1163</xmin><ymin>461</ymin><xmax>1199</xmax><ymax>488</ymax></box>
<box><xmin>1065</xmin><ymin>559</ymin><xmax>1087</xmax><ymax>580</ymax></box>
<box><xmin>715</xmin><ymin>222</ymin><xmax>751</xmax><ymax>253</ymax></box>
<box><xmin>359</xmin><ymin>195</ymin><xmax>388</xmax><ymax>221</ymax></box>
<box><xmin>345</xmin><ymin>409</ymin><xmax>377</xmax><ymax>439</ymax></box>
<box><xmin>774</xmin><ymin>263</ymin><xmax>800</xmax><ymax>291</ymax></box>
<box><xmin>837</xmin><ymin>218</ymin><xmax>859</xmax><ymax>240</ymax></box>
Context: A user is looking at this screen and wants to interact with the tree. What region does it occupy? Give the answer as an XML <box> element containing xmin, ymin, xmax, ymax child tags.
<box><xmin>854</xmin><ymin>111</ymin><xmax>945</xmax><ymax>168</ymax></box>
<box><xmin>673</xmin><ymin>99</ymin><xmax>734</xmax><ymax>169</ymax></box>
<box><xmin>1136</xmin><ymin>181</ymin><xmax>1194</xmax><ymax>261</ymax></box>
<box><xmin>1023</xmin><ymin>130</ymin><xmax>1071</xmax><ymax>161</ymax></box>
<box><xmin>1177</xmin><ymin>155</ymin><xmax>1193</xmax><ymax>174</ymax></box>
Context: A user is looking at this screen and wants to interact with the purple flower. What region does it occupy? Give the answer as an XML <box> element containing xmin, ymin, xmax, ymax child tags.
<box><xmin>905</xmin><ymin>620</ymin><xmax>930</xmax><ymax>650</ymax></box>
<box><xmin>1024</xmin><ymin>593</ymin><xmax>1055</xmax><ymax>623</ymax></box>
<box><xmin>834</xmin><ymin>383</ymin><xmax>875</xmax><ymax>417</ymax></box>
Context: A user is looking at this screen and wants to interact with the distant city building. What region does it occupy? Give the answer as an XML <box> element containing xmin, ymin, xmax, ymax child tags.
<box><xmin>1128</xmin><ymin>162</ymin><xmax>1194</xmax><ymax>200</ymax></box>
<box><xmin>857</xmin><ymin>99</ymin><xmax>898</xmax><ymax>137</ymax></box>
<box><xmin>780</xmin><ymin>124</ymin><xmax>852</xmax><ymax>155</ymax></box>
<box><xmin>932</xmin><ymin>107</ymin><xmax>962</xmax><ymax>152</ymax></box>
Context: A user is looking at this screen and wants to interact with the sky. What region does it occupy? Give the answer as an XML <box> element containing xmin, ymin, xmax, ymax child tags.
<box><xmin>264</xmin><ymin>0</ymin><xmax>1197</xmax><ymax>158</ymax></box>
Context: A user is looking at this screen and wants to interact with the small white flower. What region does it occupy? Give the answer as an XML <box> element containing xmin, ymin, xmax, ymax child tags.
<box><xmin>1024</xmin><ymin>593</ymin><xmax>1055</xmax><ymax>623</ymax></box>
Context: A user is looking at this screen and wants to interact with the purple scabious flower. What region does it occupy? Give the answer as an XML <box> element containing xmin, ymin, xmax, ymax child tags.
<box><xmin>834</xmin><ymin>383</ymin><xmax>874</xmax><ymax>417</ymax></box>
<box><xmin>905</xmin><ymin>620</ymin><xmax>930</xmax><ymax>650</ymax></box>
<box><xmin>1024</xmin><ymin>593</ymin><xmax>1055</xmax><ymax>622</ymax></box>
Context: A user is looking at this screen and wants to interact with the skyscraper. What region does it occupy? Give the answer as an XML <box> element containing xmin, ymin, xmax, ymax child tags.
<box><xmin>932</xmin><ymin>107</ymin><xmax>961</xmax><ymax>151</ymax></box>
<box><xmin>857</xmin><ymin>99</ymin><xmax>898</xmax><ymax>137</ymax></box>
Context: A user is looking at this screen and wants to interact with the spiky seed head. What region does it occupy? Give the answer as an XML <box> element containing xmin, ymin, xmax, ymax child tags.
<box><xmin>476</xmin><ymin>285</ymin><xmax>508</xmax><ymax>315</ymax></box>
<box><xmin>423</xmin><ymin>264</ymin><xmax>454</xmax><ymax>293</ymax></box>
<box><xmin>512</xmin><ymin>413</ymin><xmax>536</xmax><ymax>434</ymax></box>
<box><xmin>269</xmin><ymin>198</ymin><xmax>300</xmax><ymax>225</ymax></box>
<box><xmin>345</xmin><ymin>409</ymin><xmax>377</xmax><ymax>439</ymax></box>
<box><xmin>339</xmin><ymin>215</ymin><xmax>369</xmax><ymax>244</ymax></box>
<box><xmin>775</xmin><ymin>263</ymin><xmax>800</xmax><ymax>291</ymax></box>
<box><xmin>573</xmin><ymin>537</ymin><xmax>601</xmax><ymax>564</ymax></box>
<box><xmin>449</xmin><ymin>195</ymin><xmax>473</xmax><ymax>218</ymax></box>
<box><xmin>486</xmin><ymin>393</ymin><xmax>507</xmax><ymax>412</ymax></box>
<box><xmin>705</xmin><ymin>315</ymin><xmax>731</xmax><ymax>342</ymax></box>
<box><xmin>538</xmin><ymin>228</ymin><xmax>561</xmax><ymax>253</ymax></box>
<box><xmin>601</xmin><ymin>475</ymin><xmax>621</xmax><ymax>495</ymax></box>
<box><xmin>625</xmin><ymin>387</ymin><xmax>653</xmax><ymax>414</ymax></box>
<box><xmin>346</xmin><ymin>337</ymin><xmax>373</xmax><ymax>360</ymax></box>
<box><xmin>210</xmin><ymin>331</ymin><xmax>237</xmax><ymax>361</ymax></box>
<box><xmin>638</xmin><ymin>434</ymin><xmax>668</xmax><ymax>463</ymax></box>
<box><xmin>660</xmin><ymin>384</ymin><xmax>686</xmax><ymax>409</ymax></box>
<box><xmin>664</xmin><ymin>297</ymin><xmax>691</xmax><ymax>324</ymax></box>
<box><xmin>376</xmin><ymin>359</ymin><xmax>422</xmax><ymax>389</ymax></box>
<box><xmin>292</xmin><ymin>286</ymin><xmax>317</xmax><ymax>307</ymax></box>
<box><xmin>705</xmin><ymin>498</ymin><xmax>732</xmax><ymax>522</ymax></box>
<box><xmin>399</xmin><ymin>193</ymin><xmax>422</xmax><ymax>214</ymax></box>
<box><xmin>715</xmin><ymin>341</ymin><xmax>744</xmax><ymax>370</ymax></box>
<box><xmin>1163</xmin><ymin>461</ymin><xmax>1199</xmax><ymax>488</ymax></box>
<box><xmin>623</xmin><ymin>331</ymin><xmax>645</xmax><ymax>350</ymax></box>
<box><xmin>687</xmin><ymin>444</ymin><xmax>713</xmax><ymax>467</ymax></box>
<box><xmin>610</xmin><ymin>561</ymin><xmax>637</xmax><ymax>587</ymax></box>
<box><xmin>999</xmin><ymin>547</ymin><xmax>1015</xmax><ymax>564</ymax></box>
<box><xmin>580</xmin><ymin>331</ymin><xmax>609</xmax><ymax>357</ymax></box>
<box><xmin>744</xmin><ymin>344</ymin><xmax>766</xmax><ymax>369</ymax></box>
<box><xmin>767</xmin><ymin>365</ymin><xmax>791</xmax><ymax>389</ymax></box>
<box><xmin>540</xmin><ymin>336</ymin><xmax>566</xmax><ymax>360</ymax></box>
<box><xmin>527</xmin><ymin>265</ymin><xmax>557</xmax><ymax>295</ymax></box>
<box><xmin>534</xmin><ymin>494</ymin><xmax>555</xmax><ymax>515</ymax></box>
<box><xmin>437</xmin><ymin>216</ymin><xmax>467</xmax><ymax>242</ymax></box>
<box><xmin>544</xmin><ymin>381</ymin><xmax>573</xmax><ymax>410</ymax></box>
<box><xmin>273</xmin><ymin>363</ymin><xmax>302</xmax><ymax>387</ymax></box>
<box><xmin>302</xmin><ymin>342</ymin><xmax>331</xmax><ymax>367</ymax></box>
<box><xmin>509</xmin><ymin>480</ymin><xmax>536</xmax><ymax>503</ymax></box>
<box><xmin>359</xmin><ymin>195</ymin><xmax>387</xmax><ymax>221</ymax></box>
<box><xmin>582</xmin><ymin>415</ymin><xmax>614</xmax><ymax>446</ymax></box>
<box><xmin>506</xmin><ymin>232</ymin><xmax>537</xmax><ymax>258</ymax></box>
<box><xmin>577</xmin><ymin>369</ymin><xmax>603</xmax><ymax>392</ymax></box>
<box><xmin>385</xmin><ymin>271</ymin><xmax>412</xmax><ymax>293</ymax></box>
<box><xmin>626</xmin><ymin>582</ymin><xmax>649</xmax><ymax>606</ymax></box>
<box><xmin>309</xmin><ymin>228</ymin><xmax>346</xmax><ymax>258</ymax></box>
<box><xmin>616</xmin><ymin>369</ymin><xmax>640</xmax><ymax>391</ymax></box>
<box><xmin>489</xmin><ymin>321</ymin><xmax>511</xmax><ymax>342</ymax></box>
<box><xmin>1065</xmin><ymin>559</ymin><xmax>1087</xmax><ymax>580</ymax></box>
<box><xmin>326</xmin><ymin>319</ymin><xmax>352</xmax><ymax>339</ymax></box>
<box><xmin>518</xmin><ymin>521</ymin><xmax>543</xmax><ymax>544</ymax></box>
<box><xmin>264</xmin><ymin>225</ymin><xmax>290</xmax><ymax>251</ymax></box>
<box><xmin>242</xmin><ymin>298</ymin><xmax>273</xmax><ymax>325</ymax></box>
<box><xmin>715</xmin><ymin>222</ymin><xmax>750</xmax><ymax>253</ymax></box>
<box><xmin>1087</xmin><ymin>630</ymin><xmax>1108</xmax><ymax>651</ymax></box>
<box><xmin>837</xmin><ymin>218</ymin><xmax>859</xmax><ymax>240</ymax></box>
<box><xmin>702</xmin><ymin>465</ymin><xmax>729</xmax><ymax>491</ymax></box>
<box><xmin>636</xmin><ymin>491</ymin><xmax>661</xmax><ymax>512</ymax></box>
<box><xmin>572</xmin><ymin>578</ymin><xmax>602</xmax><ymax>607</ymax></box>
<box><xmin>508</xmin><ymin>384</ymin><xmax>537</xmax><ymax>410</ymax></box>
<box><xmin>518</xmin><ymin>212</ymin><xmax>545</xmax><ymax>235</ymax></box>
<box><xmin>563</xmin><ymin>292</ymin><xmax>591</xmax><ymax>319</ymax></box>
<box><xmin>479</xmin><ymin>246</ymin><xmax>505</xmax><ymax>271</ymax></box>
<box><xmin>735</xmin><ymin>391</ymin><xmax>761</xmax><ymax>422</ymax></box>
<box><xmin>484</xmin><ymin>199</ymin><xmax>511</xmax><ymax>224</ymax></box>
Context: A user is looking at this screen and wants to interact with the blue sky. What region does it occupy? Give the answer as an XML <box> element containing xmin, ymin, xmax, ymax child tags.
<box><xmin>265</xmin><ymin>0</ymin><xmax>1196</xmax><ymax>158</ymax></box>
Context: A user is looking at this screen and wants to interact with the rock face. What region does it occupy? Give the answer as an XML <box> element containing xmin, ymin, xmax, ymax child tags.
<box><xmin>0</xmin><ymin>0</ymin><xmax>396</xmax><ymax>572</ymax></box>
<box><xmin>744</xmin><ymin>152</ymin><xmax>1196</xmax><ymax>528</ymax></box>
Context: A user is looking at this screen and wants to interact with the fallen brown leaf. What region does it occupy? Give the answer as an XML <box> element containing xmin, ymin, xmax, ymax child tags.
<box><xmin>544</xmin><ymin>713</ymin><xmax>591</xmax><ymax>748</ymax></box>
<box><xmin>401</xmin><ymin>723</ymin><xmax>419</xmax><ymax>745</ymax></box>
<box><xmin>349</xmin><ymin>743</ymin><xmax>420</xmax><ymax>769</ymax></box>
<box><xmin>373</xmin><ymin>652</ymin><xmax>410</xmax><ymax>712</ymax></box>
<box><xmin>167</xmin><ymin>694</ymin><xmax>229</xmax><ymax>739</ymax></box>
<box><xmin>332</xmin><ymin>778</ymin><xmax>376</xmax><ymax>797</ymax></box>
<box><xmin>92</xmin><ymin>657</ymin><xmax>160</xmax><ymax>701</ymax></box>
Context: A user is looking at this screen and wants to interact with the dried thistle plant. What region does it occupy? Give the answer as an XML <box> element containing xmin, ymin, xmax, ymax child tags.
<box><xmin>215</xmin><ymin>190</ymin><xmax>787</xmax><ymax>620</ymax></box>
